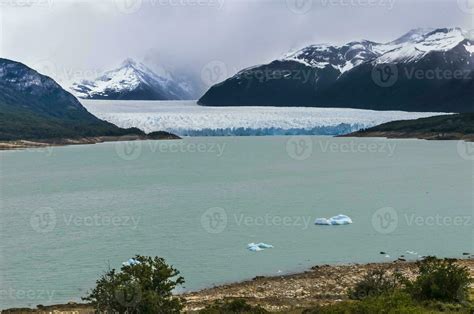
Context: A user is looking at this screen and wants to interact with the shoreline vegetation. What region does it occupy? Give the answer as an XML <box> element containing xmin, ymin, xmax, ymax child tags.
<box><xmin>3</xmin><ymin>113</ymin><xmax>473</xmax><ymax>151</ymax></box>
<box><xmin>2</xmin><ymin>258</ymin><xmax>473</xmax><ymax>313</ymax></box>
<box><xmin>0</xmin><ymin>131</ymin><xmax>181</xmax><ymax>151</ymax></box>
<box><xmin>345</xmin><ymin>113</ymin><xmax>474</xmax><ymax>142</ymax></box>
<box><xmin>0</xmin><ymin>59</ymin><xmax>179</xmax><ymax>150</ymax></box>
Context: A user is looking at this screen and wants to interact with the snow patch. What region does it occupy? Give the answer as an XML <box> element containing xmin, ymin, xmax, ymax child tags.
<box><xmin>464</xmin><ymin>43</ymin><xmax>474</xmax><ymax>54</ymax></box>
<box><xmin>70</xmin><ymin>58</ymin><xmax>191</xmax><ymax>100</ymax></box>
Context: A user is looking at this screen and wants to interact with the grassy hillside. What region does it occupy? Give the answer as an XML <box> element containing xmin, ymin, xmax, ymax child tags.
<box><xmin>0</xmin><ymin>101</ymin><xmax>144</xmax><ymax>141</ymax></box>
<box><xmin>350</xmin><ymin>113</ymin><xmax>474</xmax><ymax>140</ymax></box>
<box><xmin>0</xmin><ymin>58</ymin><xmax>145</xmax><ymax>141</ymax></box>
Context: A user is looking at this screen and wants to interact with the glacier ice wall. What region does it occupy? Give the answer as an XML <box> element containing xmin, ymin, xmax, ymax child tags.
<box><xmin>82</xmin><ymin>100</ymin><xmax>447</xmax><ymax>136</ymax></box>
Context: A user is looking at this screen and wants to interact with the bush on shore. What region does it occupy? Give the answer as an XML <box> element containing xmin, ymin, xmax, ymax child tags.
<box><xmin>198</xmin><ymin>299</ymin><xmax>268</xmax><ymax>314</ymax></box>
<box><xmin>404</xmin><ymin>257</ymin><xmax>472</xmax><ymax>303</ymax></box>
<box><xmin>307</xmin><ymin>257</ymin><xmax>473</xmax><ymax>314</ymax></box>
<box><xmin>304</xmin><ymin>291</ymin><xmax>474</xmax><ymax>314</ymax></box>
<box><xmin>348</xmin><ymin>268</ymin><xmax>400</xmax><ymax>300</ymax></box>
<box><xmin>305</xmin><ymin>292</ymin><xmax>427</xmax><ymax>314</ymax></box>
<box><xmin>82</xmin><ymin>255</ymin><xmax>184</xmax><ymax>314</ymax></box>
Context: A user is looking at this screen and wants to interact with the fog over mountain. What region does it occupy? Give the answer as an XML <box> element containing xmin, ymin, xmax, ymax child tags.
<box><xmin>0</xmin><ymin>0</ymin><xmax>471</xmax><ymax>96</ymax></box>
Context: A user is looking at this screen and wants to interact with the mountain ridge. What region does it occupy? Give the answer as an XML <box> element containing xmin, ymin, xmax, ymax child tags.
<box><xmin>199</xmin><ymin>28</ymin><xmax>474</xmax><ymax>113</ymax></box>
<box><xmin>71</xmin><ymin>59</ymin><xmax>193</xmax><ymax>100</ymax></box>
<box><xmin>0</xmin><ymin>58</ymin><xmax>145</xmax><ymax>141</ymax></box>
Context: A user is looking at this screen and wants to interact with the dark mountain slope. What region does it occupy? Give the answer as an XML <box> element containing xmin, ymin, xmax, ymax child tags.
<box><xmin>0</xmin><ymin>58</ymin><xmax>143</xmax><ymax>141</ymax></box>
<box><xmin>199</xmin><ymin>28</ymin><xmax>474</xmax><ymax>113</ymax></box>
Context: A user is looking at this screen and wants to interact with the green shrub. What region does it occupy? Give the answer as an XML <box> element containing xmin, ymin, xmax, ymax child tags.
<box><xmin>404</xmin><ymin>257</ymin><xmax>472</xmax><ymax>303</ymax></box>
<box><xmin>83</xmin><ymin>255</ymin><xmax>184</xmax><ymax>314</ymax></box>
<box><xmin>199</xmin><ymin>299</ymin><xmax>268</xmax><ymax>314</ymax></box>
<box><xmin>348</xmin><ymin>268</ymin><xmax>399</xmax><ymax>300</ymax></box>
<box><xmin>305</xmin><ymin>292</ymin><xmax>428</xmax><ymax>314</ymax></box>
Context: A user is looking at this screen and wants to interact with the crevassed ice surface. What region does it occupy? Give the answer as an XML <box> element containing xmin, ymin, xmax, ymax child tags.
<box><xmin>82</xmin><ymin>100</ymin><xmax>446</xmax><ymax>136</ymax></box>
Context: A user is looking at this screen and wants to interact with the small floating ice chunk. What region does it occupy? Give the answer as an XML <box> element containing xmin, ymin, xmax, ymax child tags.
<box><xmin>330</xmin><ymin>214</ymin><xmax>353</xmax><ymax>225</ymax></box>
<box><xmin>315</xmin><ymin>214</ymin><xmax>352</xmax><ymax>226</ymax></box>
<box><xmin>256</xmin><ymin>242</ymin><xmax>274</xmax><ymax>249</ymax></box>
<box><xmin>314</xmin><ymin>218</ymin><xmax>331</xmax><ymax>225</ymax></box>
<box><xmin>247</xmin><ymin>242</ymin><xmax>273</xmax><ymax>252</ymax></box>
<box><xmin>247</xmin><ymin>243</ymin><xmax>264</xmax><ymax>252</ymax></box>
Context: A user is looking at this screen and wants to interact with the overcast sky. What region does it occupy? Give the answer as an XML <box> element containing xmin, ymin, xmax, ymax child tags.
<box><xmin>0</xmin><ymin>0</ymin><xmax>472</xmax><ymax>91</ymax></box>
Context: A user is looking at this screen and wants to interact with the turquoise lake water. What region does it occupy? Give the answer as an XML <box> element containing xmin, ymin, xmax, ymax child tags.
<box><xmin>0</xmin><ymin>136</ymin><xmax>473</xmax><ymax>308</ymax></box>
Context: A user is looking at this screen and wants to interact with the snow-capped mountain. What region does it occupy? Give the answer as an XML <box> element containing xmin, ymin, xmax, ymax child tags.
<box><xmin>71</xmin><ymin>59</ymin><xmax>193</xmax><ymax>100</ymax></box>
<box><xmin>282</xmin><ymin>27</ymin><xmax>469</xmax><ymax>71</ymax></box>
<box><xmin>199</xmin><ymin>28</ymin><xmax>474</xmax><ymax>113</ymax></box>
<box><xmin>282</xmin><ymin>40</ymin><xmax>380</xmax><ymax>74</ymax></box>
<box><xmin>0</xmin><ymin>58</ymin><xmax>140</xmax><ymax>140</ymax></box>
<box><xmin>374</xmin><ymin>27</ymin><xmax>469</xmax><ymax>63</ymax></box>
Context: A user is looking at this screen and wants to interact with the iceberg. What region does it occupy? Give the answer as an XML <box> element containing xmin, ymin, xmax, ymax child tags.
<box><xmin>314</xmin><ymin>218</ymin><xmax>331</xmax><ymax>225</ymax></box>
<box><xmin>256</xmin><ymin>242</ymin><xmax>274</xmax><ymax>249</ymax></box>
<box><xmin>315</xmin><ymin>214</ymin><xmax>352</xmax><ymax>226</ymax></box>
<box><xmin>247</xmin><ymin>242</ymin><xmax>274</xmax><ymax>252</ymax></box>
<box><xmin>247</xmin><ymin>244</ymin><xmax>263</xmax><ymax>252</ymax></box>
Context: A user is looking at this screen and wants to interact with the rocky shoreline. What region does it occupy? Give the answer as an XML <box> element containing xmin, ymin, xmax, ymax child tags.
<box><xmin>0</xmin><ymin>132</ymin><xmax>181</xmax><ymax>151</ymax></box>
<box><xmin>2</xmin><ymin>258</ymin><xmax>473</xmax><ymax>313</ymax></box>
<box><xmin>183</xmin><ymin>258</ymin><xmax>474</xmax><ymax>312</ymax></box>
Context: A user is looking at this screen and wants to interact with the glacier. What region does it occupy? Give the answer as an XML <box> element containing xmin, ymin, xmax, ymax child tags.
<box><xmin>82</xmin><ymin>100</ymin><xmax>447</xmax><ymax>137</ymax></box>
